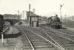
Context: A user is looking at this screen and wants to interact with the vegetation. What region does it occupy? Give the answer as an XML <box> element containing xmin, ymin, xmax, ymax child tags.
<box><xmin>63</xmin><ymin>20</ymin><xmax>74</xmax><ymax>28</ymax></box>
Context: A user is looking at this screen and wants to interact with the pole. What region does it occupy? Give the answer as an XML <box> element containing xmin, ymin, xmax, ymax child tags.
<box><xmin>29</xmin><ymin>4</ymin><xmax>31</xmax><ymax>12</ymax></box>
<box><xmin>60</xmin><ymin>5</ymin><xmax>62</xmax><ymax>21</ymax></box>
<box><xmin>18</xmin><ymin>10</ymin><xmax>20</xmax><ymax>21</ymax></box>
<box><xmin>60</xmin><ymin>4</ymin><xmax>64</xmax><ymax>22</ymax></box>
<box><xmin>23</xmin><ymin>10</ymin><xmax>24</xmax><ymax>19</ymax></box>
<box><xmin>1</xmin><ymin>33</ymin><xmax>4</xmax><ymax>44</ymax></box>
<box><xmin>29</xmin><ymin>4</ymin><xmax>31</xmax><ymax>26</ymax></box>
<box><xmin>33</xmin><ymin>8</ymin><xmax>35</xmax><ymax>13</ymax></box>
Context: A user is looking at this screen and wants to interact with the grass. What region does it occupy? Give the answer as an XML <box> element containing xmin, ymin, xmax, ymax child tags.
<box><xmin>63</xmin><ymin>20</ymin><xmax>74</xmax><ymax>28</ymax></box>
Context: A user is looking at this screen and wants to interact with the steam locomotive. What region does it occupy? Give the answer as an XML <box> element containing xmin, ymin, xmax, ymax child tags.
<box><xmin>48</xmin><ymin>15</ymin><xmax>62</xmax><ymax>29</ymax></box>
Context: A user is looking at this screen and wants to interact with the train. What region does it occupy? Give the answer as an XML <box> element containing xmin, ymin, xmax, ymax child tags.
<box><xmin>47</xmin><ymin>15</ymin><xmax>62</xmax><ymax>29</ymax></box>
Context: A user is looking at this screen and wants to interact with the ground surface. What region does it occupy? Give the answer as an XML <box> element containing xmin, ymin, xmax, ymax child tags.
<box><xmin>15</xmin><ymin>25</ymin><xmax>74</xmax><ymax>50</ymax></box>
<box><xmin>0</xmin><ymin>26</ymin><xmax>21</xmax><ymax>50</ymax></box>
<box><xmin>0</xmin><ymin>24</ymin><xmax>74</xmax><ymax>50</ymax></box>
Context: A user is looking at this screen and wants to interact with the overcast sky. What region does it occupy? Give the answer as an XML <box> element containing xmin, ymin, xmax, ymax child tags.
<box><xmin>0</xmin><ymin>0</ymin><xmax>74</xmax><ymax>17</ymax></box>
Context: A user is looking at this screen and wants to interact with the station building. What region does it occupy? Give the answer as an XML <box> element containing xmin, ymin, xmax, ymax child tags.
<box><xmin>26</xmin><ymin>11</ymin><xmax>39</xmax><ymax>27</ymax></box>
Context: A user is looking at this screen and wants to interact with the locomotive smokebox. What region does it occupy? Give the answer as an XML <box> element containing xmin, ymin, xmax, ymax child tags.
<box><xmin>48</xmin><ymin>14</ymin><xmax>62</xmax><ymax>29</ymax></box>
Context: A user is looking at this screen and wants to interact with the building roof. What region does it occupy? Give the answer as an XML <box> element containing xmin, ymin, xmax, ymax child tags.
<box><xmin>26</xmin><ymin>11</ymin><xmax>39</xmax><ymax>17</ymax></box>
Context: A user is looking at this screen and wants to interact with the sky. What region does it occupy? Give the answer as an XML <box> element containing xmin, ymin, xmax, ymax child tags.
<box><xmin>0</xmin><ymin>0</ymin><xmax>74</xmax><ymax>18</ymax></box>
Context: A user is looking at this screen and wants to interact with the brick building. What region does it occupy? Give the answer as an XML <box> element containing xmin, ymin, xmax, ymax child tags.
<box><xmin>26</xmin><ymin>11</ymin><xmax>39</xmax><ymax>27</ymax></box>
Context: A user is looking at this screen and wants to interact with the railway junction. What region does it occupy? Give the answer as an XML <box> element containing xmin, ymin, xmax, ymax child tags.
<box><xmin>15</xmin><ymin>24</ymin><xmax>74</xmax><ymax>50</ymax></box>
<box><xmin>1</xmin><ymin>23</ymin><xmax>74</xmax><ymax>50</ymax></box>
<box><xmin>0</xmin><ymin>6</ymin><xmax>74</xmax><ymax>50</ymax></box>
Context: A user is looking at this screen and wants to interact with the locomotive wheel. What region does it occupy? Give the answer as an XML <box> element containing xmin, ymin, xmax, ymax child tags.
<box><xmin>57</xmin><ymin>25</ymin><xmax>62</xmax><ymax>29</ymax></box>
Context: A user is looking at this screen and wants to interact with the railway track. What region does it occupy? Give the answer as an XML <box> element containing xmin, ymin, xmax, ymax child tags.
<box><xmin>15</xmin><ymin>26</ymin><xmax>65</xmax><ymax>50</ymax></box>
<box><xmin>57</xmin><ymin>28</ymin><xmax>74</xmax><ymax>36</ymax></box>
<box><xmin>40</xmin><ymin>26</ymin><xmax>74</xmax><ymax>42</ymax></box>
<box><xmin>39</xmin><ymin>26</ymin><xmax>74</xmax><ymax>50</ymax></box>
<box><xmin>17</xmin><ymin>26</ymin><xmax>59</xmax><ymax>50</ymax></box>
<box><xmin>15</xmin><ymin>25</ymin><xmax>74</xmax><ymax>50</ymax></box>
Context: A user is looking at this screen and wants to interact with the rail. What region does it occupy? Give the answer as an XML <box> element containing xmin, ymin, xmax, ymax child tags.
<box><xmin>25</xmin><ymin>33</ymin><xmax>35</xmax><ymax>50</ymax></box>
<box><xmin>15</xmin><ymin>26</ymin><xmax>65</xmax><ymax>50</ymax></box>
<box><xmin>19</xmin><ymin>28</ymin><xmax>35</xmax><ymax>50</ymax></box>
<box><xmin>39</xmin><ymin>28</ymin><xmax>65</xmax><ymax>50</ymax></box>
<box><xmin>41</xmin><ymin>26</ymin><xmax>74</xmax><ymax>42</ymax></box>
<box><xmin>25</xmin><ymin>27</ymin><xmax>65</xmax><ymax>50</ymax></box>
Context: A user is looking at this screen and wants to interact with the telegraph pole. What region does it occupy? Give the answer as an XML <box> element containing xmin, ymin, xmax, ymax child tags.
<box><xmin>29</xmin><ymin>4</ymin><xmax>31</xmax><ymax>12</ymax></box>
<box><xmin>60</xmin><ymin>4</ymin><xmax>63</xmax><ymax>21</ymax></box>
<box><xmin>23</xmin><ymin>10</ymin><xmax>24</xmax><ymax>19</ymax></box>
<box><xmin>60</xmin><ymin>4</ymin><xmax>64</xmax><ymax>22</ymax></box>
<box><xmin>33</xmin><ymin>8</ymin><xmax>35</xmax><ymax>13</ymax></box>
<box><xmin>29</xmin><ymin>4</ymin><xmax>31</xmax><ymax>26</ymax></box>
<box><xmin>18</xmin><ymin>10</ymin><xmax>20</xmax><ymax>21</ymax></box>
